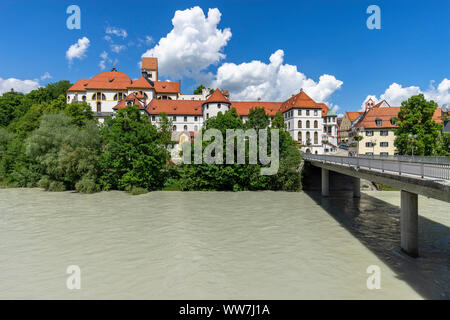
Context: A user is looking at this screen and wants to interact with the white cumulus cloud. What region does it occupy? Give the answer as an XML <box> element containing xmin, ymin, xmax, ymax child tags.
<box><xmin>106</xmin><ymin>26</ymin><xmax>128</xmax><ymax>39</ymax></box>
<box><xmin>0</xmin><ymin>78</ymin><xmax>40</xmax><ymax>95</ymax></box>
<box><xmin>66</xmin><ymin>37</ymin><xmax>90</xmax><ymax>64</ymax></box>
<box><xmin>361</xmin><ymin>79</ymin><xmax>450</xmax><ymax>108</ymax></box>
<box><xmin>142</xmin><ymin>6</ymin><xmax>232</xmax><ymax>79</ymax></box>
<box><xmin>40</xmin><ymin>72</ymin><xmax>52</xmax><ymax>80</ymax></box>
<box><xmin>211</xmin><ymin>50</ymin><xmax>343</xmax><ymax>102</ymax></box>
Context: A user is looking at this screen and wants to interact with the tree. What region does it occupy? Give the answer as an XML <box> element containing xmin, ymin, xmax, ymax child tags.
<box><xmin>0</xmin><ymin>91</ymin><xmax>28</xmax><ymax>127</ymax></box>
<box><xmin>193</xmin><ymin>85</ymin><xmax>206</xmax><ymax>95</ymax></box>
<box><xmin>100</xmin><ymin>105</ymin><xmax>169</xmax><ymax>191</ymax></box>
<box><xmin>63</xmin><ymin>102</ymin><xmax>94</xmax><ymax>127</ymax></box>
<box><xmin>271</xmin><ymin>111</ymin><xmax>286</xmax><ymax>129</ymax></box>
<box><xmin>394</xmin><ymin>94</ymin><xmax>441</xmax><ymax>155</ymax></box>
<box><xmin>157</xmin><ymin>112</ymin><xmax>174</xmax><ymax>149</ymax></box>
<box><xmin>26</xmin><ymin>113</ymin><xmax>101</xmax><ymax>192</ymax></box>
<box><xmin>246</xmin><ymin>107</ymin><xmax>270</xmax><ymax>130</ymax></box>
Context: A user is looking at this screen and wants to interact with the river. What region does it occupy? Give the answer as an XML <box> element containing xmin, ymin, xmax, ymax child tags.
<box><xmin>0</xmin><ymin>189</ymin><xmax>448</xmax><ymax>299</ymax></box>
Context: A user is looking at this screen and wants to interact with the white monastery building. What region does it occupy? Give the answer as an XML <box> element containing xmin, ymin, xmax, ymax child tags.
<box><xmin>67</xmin><ymin>57</ymin><xmax>338</xmax><ymax>154</ymax></box>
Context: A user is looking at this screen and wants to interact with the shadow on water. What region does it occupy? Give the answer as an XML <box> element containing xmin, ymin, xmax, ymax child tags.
<box><xmin>304</xmin><ymin>190</ymin><xmax>450</xmax><ymax>300</ymax></box>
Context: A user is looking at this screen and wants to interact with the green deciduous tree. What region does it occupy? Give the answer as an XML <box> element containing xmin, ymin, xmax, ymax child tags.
<box><xmin>193</xmin><ymin>85</ymin><xmax>206</xmax><ymax>95</ymax></box>
<box><xmin>245</xmin><ymin>107</ymin><xmax>270</xmax><ymax>130</ymax></box>
<box><xmin>394</xmin><ymin>94</ymin><xmax>441</xmax><ymax>156</ymax></box>
<box><xmin>100</xmin><ymin>105</ymin><xmax>169</xmax><ymax>191</ymax></box>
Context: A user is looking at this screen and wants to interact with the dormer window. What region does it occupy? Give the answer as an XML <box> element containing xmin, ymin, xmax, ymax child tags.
<box><xmin>375</xmin><ymin>118</ymin><xmax>382</xmax><ymax>126</ymax></box>
<box><xmin>390</xmin><ymin>118</ymin><xmax>396</xmax><ymax>125</ymax></box>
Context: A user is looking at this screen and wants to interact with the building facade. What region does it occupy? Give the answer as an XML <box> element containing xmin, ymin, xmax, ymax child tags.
<box><xmin>67</xmin><ymin>57</ymin><xmax>338</xmax><ymax>154</ymax></box>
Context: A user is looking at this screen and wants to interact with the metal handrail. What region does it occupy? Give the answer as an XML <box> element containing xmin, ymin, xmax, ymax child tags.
<box><xmin>302</xmin><ymin>153</ymin><xmax>450</xmax><ymax>181</ymax></box>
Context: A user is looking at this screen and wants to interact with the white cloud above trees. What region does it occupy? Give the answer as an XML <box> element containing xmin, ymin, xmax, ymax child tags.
<box><xmin>66</xmin><ymin>37</ymin><xmax>90</xmax><ymax>64</ymax></box>
<box><xmin>0</xmin><ymin>77</ymin><xmax>40</xmax><ymax>94</ymax></box>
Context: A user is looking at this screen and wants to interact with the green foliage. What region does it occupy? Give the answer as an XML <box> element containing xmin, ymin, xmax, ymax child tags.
<box><xmin>193</xmin><ymin>85</ymin><xmax>206</xmax><ymax>95</ymax></box>
<box><xmin>272</xmin><ymin>111</ymin><xmax>286</xmax><ymax>129</ymax></box>
<box><xmin>130</xmin><ymin>186</ymin><xmax>148</xmax><ymax>195</ymax></box>
<box><xmin>178</xmin><ymin>108</ymin><xmax>302</xmax><ymax>191</ymax></box>
<box><xmin>157</xmin><ymin>112</ymin><xmax>174</xmax><ymax>148</ymax></box>
<box><xmin>245</xmin><ymin>107</ymin><xmax>270</xmax><ymax>130</ymax></box>
<box><xmin>100</xmin><ymin>105</ymin><xmax>169</xmax><ymax>191</ymax></box>
<box><xmin>394</xmin><ymin>94</ymin><xmax>442</xmax><ymax>155</ymax></box>
<box><xmin>26</xmin><ymin>114</ymin><xmax>101</xmax><ymax>192</ymax></box>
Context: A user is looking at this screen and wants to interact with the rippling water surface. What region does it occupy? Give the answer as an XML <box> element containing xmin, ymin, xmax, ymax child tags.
<box><xmin>0</xmin><ymin>189</ymin><xmax>448</xmax><ymax>299</ymax></box>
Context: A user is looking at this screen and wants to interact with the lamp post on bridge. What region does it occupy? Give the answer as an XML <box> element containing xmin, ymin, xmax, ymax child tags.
<box><xmin>408</xmin><ymin>134</ymin><xmax>418</xmax><ymax>158</ymax></box>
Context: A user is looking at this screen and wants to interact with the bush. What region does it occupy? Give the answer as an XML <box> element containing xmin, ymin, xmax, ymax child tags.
<box><xmin>48</xmin><ymin>181</ymin><xmax>65</xmax><ymax>192</ymax></box>
<box><xmin>75</xmin><ymin>176</ymin><xmax>100</xmax><ymax>193</ymax></box>
<box><xmin>130</xmin><ymin>186</ymin><xmax>148</xmax><ymax>195</ymax></box>
<box><xmin>37</xmin><ymin>176</ymin><xmax>50</xmax><ymax>190</ymax></box>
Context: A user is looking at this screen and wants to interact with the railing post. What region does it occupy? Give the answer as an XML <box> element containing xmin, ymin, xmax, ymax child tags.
<box><xmin>399</xmin><ymin>160</ymin><xmax>402</xmax><ymax>176</ymax></box>
<box><xmin>421</xmin><ymin>163</ymin><xmax>424</xmax><ymax>178</ymax></box>
<box><xmin>381</xmin><ymin>159</ymin><xmax>384</xmax><ymax>172</ymax></box>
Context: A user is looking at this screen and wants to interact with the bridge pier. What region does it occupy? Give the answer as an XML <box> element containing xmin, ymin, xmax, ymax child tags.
<box><xmin>353</xmin><ymin>177</ymin><xmax>361</xmax><ymax>198</ymax></box>
<box><xmin>321</xmin><ymin>168</ymin><xmax>329</xmax><ymax>197</ymax></box>
<box><xmin>400</xmin><ymin>190</ymin><xmax>419</xmax><ymax>257</ymax></box>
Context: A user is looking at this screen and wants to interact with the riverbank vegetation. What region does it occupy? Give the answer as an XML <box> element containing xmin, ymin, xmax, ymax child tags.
<box><xmin>0</xmin><ymin>81</ymin><xmax>302</xmax><ymax>193</ymax></box>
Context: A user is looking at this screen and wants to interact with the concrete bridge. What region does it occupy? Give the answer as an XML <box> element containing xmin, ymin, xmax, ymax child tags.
<box><xmin>302</xmin><ymin>153</ymin><xmax>450</xmax><ymax>257</ymax></box>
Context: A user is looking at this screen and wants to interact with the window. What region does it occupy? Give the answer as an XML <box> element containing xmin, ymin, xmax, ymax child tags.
<box><xmin>194</xmin><ymin>116</ymin><xmax>198</xmax><ymax>121</ymax></box>
<box><xmin>173</xmin><ymin>116</ymin><xmax>176</xmax><ymax>121</ymax></box>
<box><xmin>314</xmin><ymin>110</ymin><xmax>318</xmax><ymax>116</ymax></box>
<box><xmin>306</xmin><ymin>110</ymin><xmax>310</xmax><ymax>116</ymax></box>
<box><xmin>218</xmin><ymin>103</ymin><xmax>221</xmax><ymax>108</ymax></box>
<box><xmin>380</xmin><ymin>130</ymin><xmax>388</xmax><ymax>136</ymax></box>
<box><xmin>375</xmin><ymin>118</ymin><xmax>382</xmax><ymax>126</ymax></box>
<box><xmin>306</xmin><ymin>120</ymin><xmax>310</xmax><ymax>128</ymax></box>
<box><xmin>380</xmin><ymin>142</ymin><xmax>389</xmax><ymax>147</ymax></box>
<box><xmin>206</xmin><ymin>113</ymin><xmax>209</xmax><ymax>119</ymax></box>
<box><xmin>184</xmin><ymin>125</ymin><xmax>188</xmax><ymax>131</ymax></box>
<box><xmin>298</xmin><ymin>131</ymin><xmax>302</xmax><ymax>142</ymax></box>
<box><xmin>96</xmin><ymin>102</ymin><xmax>101</xmax><ymax>112</ymax></box>
<box><xmin>172</xmin><ymin>125</ymin><xmax>177</xmax><ymax>131</ymax></box>
<box><xmin>184</xmin><ymin>116</ymin><xmax>188</xmax><ymax>122</ymax></box>
<box><xmin>113</xmin><ymin>93</ymin><xmax>125</xmax><ymax>101</ymax></box>
<box><xmin>194</xmin><ymin>125</ymin><xmax>198</xmax><ymax>131</ymax></box>
<box><xmin>314</xmin><ymin>132</ymin><xmax>318</xmax><ymax>144</ymax></box>
<box><xmin>152</xmin><ymin>115</ymin><xmax>156</xmax><ymax>121</ymax></box>
<box><xmin>288</xmin><ymin>122</ymin><xmax>290</xmax><ymax>129</ymax></box>
<box><xmin>365</xmin><ymin>152</ymin><xmax>374</xmax><ymax>155</ymax></box>
<box><xmin>306</xmin><ymin>131</ymin><xmax>311</xmax><ymax>142</ymax></box>
<box><xmin>365</xmin><ymin>142</ymin><xmax>372</xmax><ymax>147</ymax></box>
<box><xmin>380</xmin><ymin>152</ymin><xmax>389</xmax><ymax>156</ymax></box>
<box><xmin>127</xmin><ymin>101</ymin><xmax>133</xmax><ymax>106</ymax></box>
<box><xmin>390</xmin><ymin>118</ymin><xmax>396</xmax><ymax>125</ymax></box>
<box><xmin>92</xmin><ymin>92</ymin><xmax>106</xmax><ymax>101</ymax></box>
<box><xmin>366</xmin><ymin>131</ymin><xmax>374</xmax><ymax>137</ymax></box>
<box><xmin>298</xmin><ymin>110</ymin><xmax>301</xmax><ymax>116</ymax></box>
<box><xmin>298</xmin><ymin>120</ymin><xmax>302</xmax><ymax>128</ymax></box>
<box><xmin>82</xmin><ymin>95</ymin><xmax>86</xmax><ymax>102</ymax></box>
<box><xmin>314</xmin><ymin>120</ymin><xmax>318</xmax><ymax>128</ymax></box>
<box><xmin>67</xmin><ymin>96</ymin><xmax>70</xmax><ymax>102</ymax></box>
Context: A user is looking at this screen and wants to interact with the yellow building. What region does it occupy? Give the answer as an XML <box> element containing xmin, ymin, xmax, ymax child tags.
<box><xmin>339</xmin><ymin>111</ymin><xmax>362</xmax><ymax>143</ymax></box>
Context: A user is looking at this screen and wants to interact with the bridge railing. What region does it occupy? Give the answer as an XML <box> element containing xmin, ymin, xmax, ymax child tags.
<box><xmin>302</xmin><ymin>154</ymin><xmax>450</xmax><ymax>180</ymax></box>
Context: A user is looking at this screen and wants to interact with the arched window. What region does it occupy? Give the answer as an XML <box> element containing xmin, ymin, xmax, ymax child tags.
<box><xmin>306</xmin><ymin>120</ymin><xmax>310</xmax><ymax>128</ymax></box>
<box><xmin>172</xmin><ymin>125</ymin><xmax>177</xmax><ymax>131</ymax></box>
<box><xmin>298</xmin><ymin>120</ymin><xmax>302</xmax><ymax>128</ymax></box>
<box><xmin>288</xmin><ymin>122</ymin><xmax>290</xmax><ymax>129</ymax></box>
<box><xmin>314</xmin><ymin>120</ymin><xmax>318</xmax><ymax>128</ymax></box>
<box><xmin>298</xmin><ymin>131</ymin><xmax>302</xmax><ymax>142</ymax></box>
<box><xmin>82</xmin><ymin>95</ymin><xmax>86</xmax><ymax>102</ymax></box>
<box><xmin>314</xmin><ymin>132</ymin><xmax>318</xmax><ymax>144</ymax></box>
<box><xmin>306</xmin><ymin>131</ymin><xmax>311</xmax><ymax>142</ymax></box>
<box><xmin>92</xmin><ymin>92</ymin><xmax>106</xmax><ymax>101</ymax></box>
<box><xmin>96</xmin><ymin>102</ymin><xmax>101</xmax><ymax>112</ymax></box>
<box><xmin>114</xmin><ymin>92</ymin><xmax>125</xmax><ymax>101</ymax></box>
<box><xmin>184</xmin><ymin>125</ymin><xmax>188</xmax><ymax>131</ymax></box>
<box><xmin>67</xmin><ymin>96</ymin><xmax>70</xmax><ymax>102</ymax></box>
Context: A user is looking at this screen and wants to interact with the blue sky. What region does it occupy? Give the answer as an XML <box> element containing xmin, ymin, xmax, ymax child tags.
<box><xmin>0</xmin><ymin>0</ymin><xmax>449</xmax><ymax>112</ymax></box>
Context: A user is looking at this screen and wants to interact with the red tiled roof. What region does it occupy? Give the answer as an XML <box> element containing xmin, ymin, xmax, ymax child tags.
<box><xmin>85</xmin><ymin>71</ymin><xmax>132</xmax><ymax>90</ymax></box>
<box><xmin>113</xmin><ymin>93</ymin><xmax>145</xmax><ymax>110</ymax></box>
<box><xmin>204</xmin><ymin>89</ymin><xmax>230</xmax><ymax>103</ymax></box>
<box><xmin>67</xmin><ymin>79</ymin><xmax>90</xmax><ymax>92</ymax></box>
<box><xmin>128</xmin><ymin>76</ymin><xmax>153</xmax><ymax>89</ymax></box>
<box><xmin>153</xmin><ymin>81</ymin><xmax>180</xmax><ymax>93</ymax></box>
<box><xmin>229</xmin><ymin>101</ymin><xmax>282</xmax><ymax>116</ymax></box>
<box><xmin>146</xmin><ymin>99</ymin><xmax>203</xmax><ymax>115</ymax></box>
<box><xmin>346</xmin><ymin>111</ymin><xmax>363</xmax><ymax>122</ymax></box>
<box><xmin>279</xmin><ymin>90</ymin><xmax>323</xmax><ymax>113</ymax></box>
<box><xmin>141</xmin><ymin>57</ymin><xmax>158</xmax><ymax>70</ymax></box>
<box><xmin>317</xmin><ymin>103</ymin><xmax>329</xmax><ymax>117</ymax></box>
<box><xmin>357</xmin><ymin>107</ymin><xmax>442</xmax><ymax>129</ymax></box>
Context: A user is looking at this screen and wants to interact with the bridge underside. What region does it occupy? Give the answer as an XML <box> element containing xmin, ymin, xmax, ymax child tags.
<box><xmin>304</xmin><ymin>160</ymin><xmax>449</xmax><ymax>258</ymax></box>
